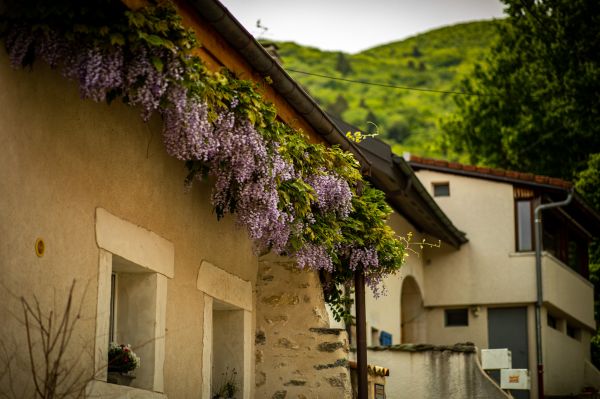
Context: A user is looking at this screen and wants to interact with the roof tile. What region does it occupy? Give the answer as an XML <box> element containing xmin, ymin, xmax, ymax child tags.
<box><xmin>409</xmin><ymin>156</ymin><xmax>572</xmax><ymax>189</ymax></box>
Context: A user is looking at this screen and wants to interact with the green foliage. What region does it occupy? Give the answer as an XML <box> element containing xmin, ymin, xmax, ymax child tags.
<box><xmin>576</xmin><ymin>154</ymin><xmax>600</xmax><ymax>367</ymax></box>
<box><xmin>442</xmin><ymin>0</ymin><xmax>600</xmax><ymax>180</ymax></box>
<box><xmin>271</xmin><ymin>20</ymin><xmax>499</xmax><ymax>158</ymax></box>
<box><xmin>335</xmin><ymin>52</ymin><xmax>352</xmax><ymax>76</ymax></box>
<box><xmin>326</xmin><ymin>94</ymin><xmax>349</xmax><ymax>117</ymax></box>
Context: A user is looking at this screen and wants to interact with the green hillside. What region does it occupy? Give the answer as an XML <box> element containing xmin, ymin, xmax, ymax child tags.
<box><xmin>271</xmin><ymin>20</ymin><xmax>500</xmax><ymax>157</ymax></box>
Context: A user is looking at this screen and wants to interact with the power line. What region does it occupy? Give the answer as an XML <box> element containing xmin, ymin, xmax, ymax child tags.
<box><xmin>285</xmin><ymin>68</ymin><xmax>491</xmax><ymax>97</ymax></box>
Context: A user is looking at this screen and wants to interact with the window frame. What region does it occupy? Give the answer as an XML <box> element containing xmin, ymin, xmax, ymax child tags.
<box><xmin>444</xmin><ymin>308</ymin><xmax>469</xmax><ymax>327</ymax></box>
<box><xmin>515</xmin><ymin>199</ymin><xmax>535</xmax><ymax>252</ymax></box>
<box><xmin>93</xmin><ymin>208</ymin><xmax>173</xmax><ymax>395</ymax></box>
<box><xmin>432</xmin><ymin>182</ymin><xmax>450</xmax><ymax>197</ymax></box>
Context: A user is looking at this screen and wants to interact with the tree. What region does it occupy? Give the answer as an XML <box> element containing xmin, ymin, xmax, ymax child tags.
<box><xmin>335</xmin><ymin>52</ymin><xmax>352</xmax><ymax>76</ymax></box>
<box><xmin>443</xmin><ymin>0</ymin><xmax>600</xmax><ymax>180</ymax></box>
<box><xmin>326</xmin><ymin>94</ymin><xmax>349</xmax><ymax>117</ymax></box>
<box><xmin>576</xmin><ymin>154</ymin><xmax>600</xmax><ymax>367</ymax></box>
<box><xmin>443</xmin><ymin>0</ymin><xmax>600</xmax><ymax>367</ymax></box>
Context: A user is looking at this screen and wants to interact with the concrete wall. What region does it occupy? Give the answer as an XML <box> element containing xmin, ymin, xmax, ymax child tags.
<box><xmin>366</xmin><ymin>344</ymin><xmax>509</xmax><ymax>399</ymax></box>
<box><xmin>255</xmin><ymin>254</ymin><xmax>352</xmax><ymax>399</ymax></box>
<box><xmin>543</xmin><ymin>307</ymin><xmax>598</xmax><ymax>395</ymax></box>
<box><xmin>0</xmin><ymin>54</ymin><xmax>258</xmax><ymax>397</ymax></box>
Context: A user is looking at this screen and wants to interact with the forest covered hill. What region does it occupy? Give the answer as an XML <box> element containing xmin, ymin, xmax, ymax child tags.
<box><xmin>270</xmin><ymin>20</ymin><xmax>500</xmax><ymax>158</ymax></box>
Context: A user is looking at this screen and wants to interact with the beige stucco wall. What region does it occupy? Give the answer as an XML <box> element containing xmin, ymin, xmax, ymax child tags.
<box><xmin>425</xmin><ymin>306</ymin><xmax>489</xmax><ymax>349</ymax></box>
<box><xmin>0</xmin><ymin>55</ymin><xmax>258</xmax><ymax>397</ymax></box>
<box><xmin>543</xmin><ymin>306</ymin><xmax>597</xmax><ymax>395</ymax></box>
<box><xmin>543</xmin><ymin>254</ymin><xmax>595</xmax><ymax>328</ymax></box>
<box><xmin>417</xmin><ymin>170</ymin><xmax>539</xmax><ymax>307</ymax></box>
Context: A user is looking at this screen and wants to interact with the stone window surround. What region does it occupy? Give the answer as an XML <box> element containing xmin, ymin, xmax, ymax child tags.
<box><xmin>197</xmin><ymin>260</ymin><xmax>252</xmax><ymax>399</ymax></box>
<box><xmin>88</xmin><ymin>208</ymin><xmax>174</xmax><ymax>398</ymax></box>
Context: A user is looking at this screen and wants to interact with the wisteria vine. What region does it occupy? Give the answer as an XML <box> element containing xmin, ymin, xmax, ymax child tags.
<box><xmin>0</xmin><ymin>0</ymin><xmax>407</xmax><ymax>319</ymax></box>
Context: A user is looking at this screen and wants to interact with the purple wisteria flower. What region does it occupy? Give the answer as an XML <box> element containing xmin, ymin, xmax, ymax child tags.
<box><xmin>306</xmin><ymin>172</ymin><xmax>352</xmax><ymax>217</ymax></box>
<box><xmin>5</xmin><ymin>24</ymin><xmax>34</xmax><ymax>68</ymax></box>
<box><xmin>77</xmin><ymin>46</ymin><xmax>124</xmax><ymax>102</ymax></box>
<box><xmin>295</xmin><ymin>243</ymin><xmax>334</xmax><ymax>272</ymax></box>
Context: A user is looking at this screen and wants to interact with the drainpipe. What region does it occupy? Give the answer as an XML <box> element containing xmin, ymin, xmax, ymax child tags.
<box><xmin>354</xmin><ymin>270</ymin><xmax>368</xmax><ymax>399</ymax></box>
<box><xmin>534</xmin><ymin>189</ymin><xmax>573</xmax><ymax>399</ymax></box>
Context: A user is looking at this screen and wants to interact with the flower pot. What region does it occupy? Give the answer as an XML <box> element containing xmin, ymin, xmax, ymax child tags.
<box><xmin>107</xmin><ymin>371</ymin><xmax>136</xmax><ymax>386</ymax></box>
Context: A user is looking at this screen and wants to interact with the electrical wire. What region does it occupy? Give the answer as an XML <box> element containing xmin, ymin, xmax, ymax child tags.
<box><xmin>285</xmin><ymin>68</ymin><xmax>493</xmax><ymax>97</ymax></box>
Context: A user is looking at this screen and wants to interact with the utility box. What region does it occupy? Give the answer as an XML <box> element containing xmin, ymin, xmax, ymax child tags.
<box><xmin>481</xmin><ymin>348</ymin><xmax>512</xmax><ymax>370</ymax></box>
<box><xmin>500</xmin><ymin>369</ymin><xmax>531</xmax><ymax>390</ymax></box>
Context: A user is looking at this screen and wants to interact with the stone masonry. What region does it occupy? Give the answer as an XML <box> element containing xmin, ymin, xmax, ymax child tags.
<box><xmin>255</xmin><ymin>254</ymin><xmax>352</xmax><ymax>399</ymax></box>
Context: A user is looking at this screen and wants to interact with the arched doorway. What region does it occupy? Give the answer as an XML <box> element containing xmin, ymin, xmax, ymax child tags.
<box><xmin>400</xmin><ymin>276</ymin><xmax>426</xmax><ymax>343</ymax></box>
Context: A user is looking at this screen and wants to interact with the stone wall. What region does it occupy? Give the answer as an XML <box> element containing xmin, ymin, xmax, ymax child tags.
<box><xmin>366</xmin><ymin>343</ymin><xmax>510</xmax><ymax>399</ymax></box>
<box><xmin>255</xmin><ymin>255</ymin><xmax>352</xmax><ymax>398</ymax></box>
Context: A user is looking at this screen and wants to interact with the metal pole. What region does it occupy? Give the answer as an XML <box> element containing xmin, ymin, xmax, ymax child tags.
<box><xmin>355</xmin><ymin>270</ymin><xmax>368</xmax><ymax>399</ymax></box>
<box><xmin>534</xmin><ymin>190</ymin><xmax>573</xmax><ymax>399</ymax></box>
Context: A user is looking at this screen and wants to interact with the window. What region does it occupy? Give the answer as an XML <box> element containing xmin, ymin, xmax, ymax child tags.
<box><xmin>93</xmin><ymin>208</ymin><xmax>173</xmax><ymax>395</ymax></box>
<box><xmin>371</xmin><ymin>327</ymin><xmax>380</xmax><ymax>346</ymax></box>
<box><xmin>197</xmin><ymin>260</ymin><xmax>252</xmax><ymax>399</ymax></box>
<box><xmin>445</xmin><ymin>308</ymin><xmax>468</xmax><ymax>327</ymax></box>
<box><xmin>516</xmin><ymin>200</ymin><xmax>533</xmax><ymax>251</ymax></box>
<box><xmin>433</xmin><ymin>182</ymin><xmax>450</xmax><ymax>197</ymax></box>
<box><xmin>547</xmin><ymin>313</ymin><xmax>558</xmax><ymax>330</ymax></box>
<box><xmin>566</xmin><ymin>323</ymin><xmax>581</xmax><ymax>341</ymax></box>
<box><xmin>542</xmin><ymin>209</ymin><xmax>590</xmax><ymax>277</ymax></box>
<box><xmin>108</xmin><ymin>256</ymin><xmax>163</xmax><ymax>390</ymax></box>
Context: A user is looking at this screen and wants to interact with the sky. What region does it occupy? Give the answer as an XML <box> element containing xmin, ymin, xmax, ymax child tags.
<box><xmin>220</xmin><ymin>0</ymin><xmax>506</xmax><ymax>53</ymax></box>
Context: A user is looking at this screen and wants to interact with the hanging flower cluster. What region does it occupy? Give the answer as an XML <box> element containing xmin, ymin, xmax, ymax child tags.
<box><xmin>1</xmin><ymin>0</ymin><xmax>407</xmax><ymax>312</ymax></box>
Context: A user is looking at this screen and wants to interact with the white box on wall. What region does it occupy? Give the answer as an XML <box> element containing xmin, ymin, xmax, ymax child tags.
<box><xmin>481</xmin><ymin>348</ymin><xmax>512</xmax><ymax>370</ymax></box>
<box><xmin>500</xmin><ymin>369</ymin><xmax>531</xmax><ymax>390</ymax></box>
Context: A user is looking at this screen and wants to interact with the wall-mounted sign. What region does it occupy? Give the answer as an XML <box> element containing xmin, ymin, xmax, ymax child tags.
<box><xmin>374</xmin><ymin>383</ymin><xmax>385</xmax><ymax>399</ymax></box>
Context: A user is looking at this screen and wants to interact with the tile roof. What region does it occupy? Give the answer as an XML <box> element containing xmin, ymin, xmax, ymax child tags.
<box><xmin>408</xmin><ymin>155</ymin><xmax>573</xmax><ymax>189</ymax></box>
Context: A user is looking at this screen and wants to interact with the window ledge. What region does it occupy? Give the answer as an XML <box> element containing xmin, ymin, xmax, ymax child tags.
<box><xmin>508</xmin><ymin>251</ymin><xmax>535</xmax><ymax>258</ymax></box>
<box><xmin>86</xmin><ymin>380</ymin><xmax>167</xmax><ymax>398</ymax></box>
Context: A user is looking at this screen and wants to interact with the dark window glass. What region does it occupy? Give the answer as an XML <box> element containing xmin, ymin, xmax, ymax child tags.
<box><xmin>433</xmin><ymin>182</ymin><xmax>450</xmax><ymax>197</ymax></box>
<box><xmin>109</xmin><ymin>273</ymin><xmax>116</xmax><ymax>343</ymax></box>
<box><xmin>517</xmin><ymin>200</ymin><xmax>533</xmax><ymax>251</ymax></box>
<box><xmin>547</xmin><ymin>313</ymin><xmax>558</xmax><ymax>329</ymax></box>
<box><xmin>566</xmin><ymin>323</ymin><xmax>580</xmax><ymax>340</ymax></box>
<box><xmin>445</xmin><ymin>308</ymin><xmax>468</xmax><ymax>327</ymax></box>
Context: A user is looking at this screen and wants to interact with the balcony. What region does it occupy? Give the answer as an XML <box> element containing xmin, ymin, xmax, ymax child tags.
<box><xmin>541</xmin><ymin>252</ymin><xmax>594</xmax><ymax>329</ymax></box>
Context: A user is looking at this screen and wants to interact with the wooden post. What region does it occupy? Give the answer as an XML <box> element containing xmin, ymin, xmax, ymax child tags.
<box><xmin>355</xmin><ymin>270</ymin><xmax>368</xmax><ymax>399</ymax></box>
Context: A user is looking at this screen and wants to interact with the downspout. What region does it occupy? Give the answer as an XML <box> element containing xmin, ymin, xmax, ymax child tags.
<box><xmin>533</xmin><ymin>189</ymin><xmax>573</xmax><ymax>399</ymax></box>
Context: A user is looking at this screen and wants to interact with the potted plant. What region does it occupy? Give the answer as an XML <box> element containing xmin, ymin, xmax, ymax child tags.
<box><xmin>212</xmin><ymin>367</ymin><xmax>239</xmax><ymax>399</ymax></box>
<box><xmin>107</xmin><ymin>343</ymin><xmax>140</xmax><ymax>386</ymax></box>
